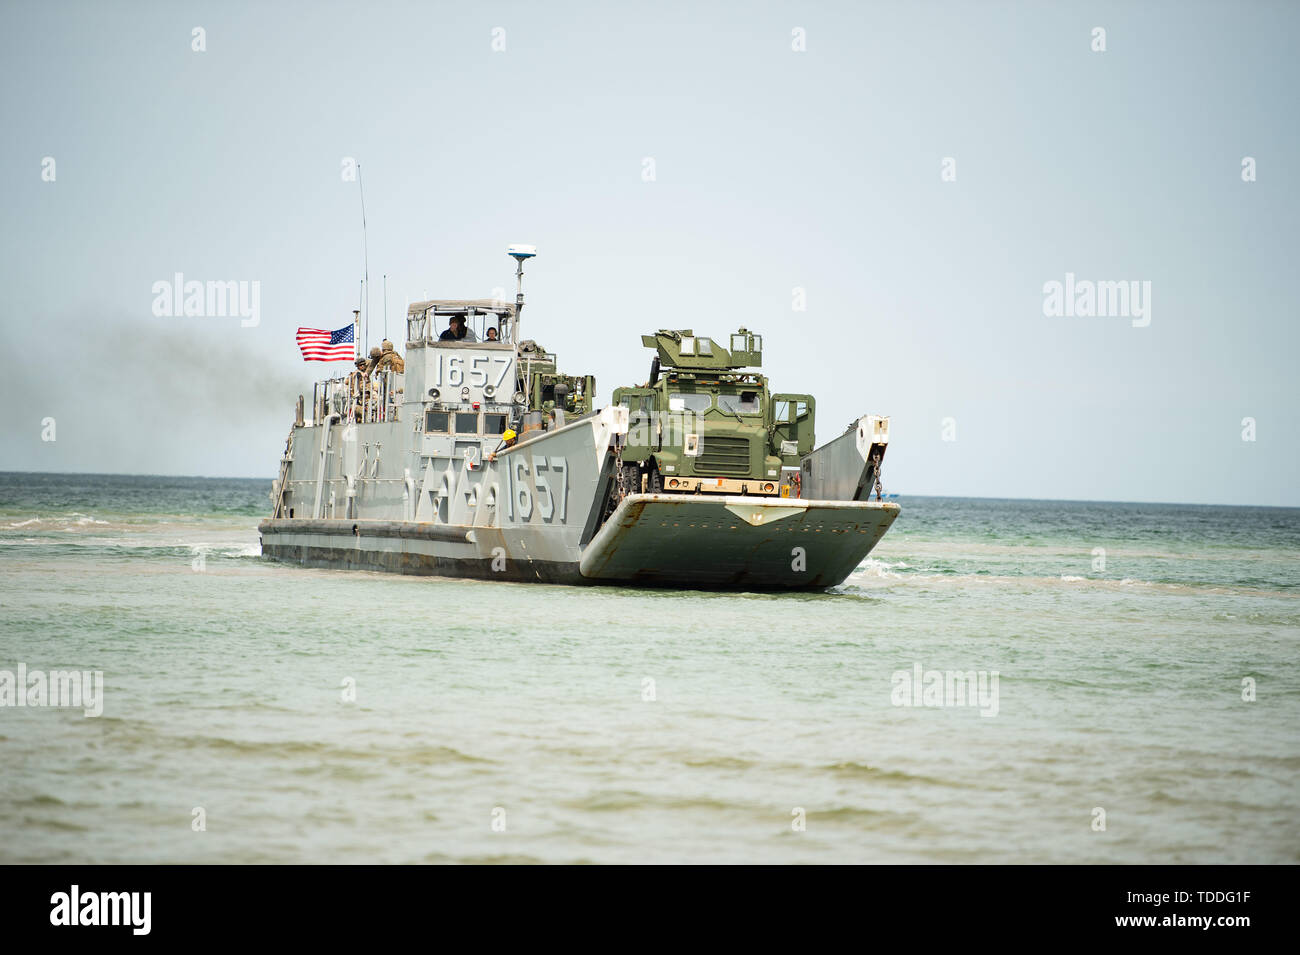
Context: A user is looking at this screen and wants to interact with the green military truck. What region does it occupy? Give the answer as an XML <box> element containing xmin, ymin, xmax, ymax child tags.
<box><xmin>610</xmin><ymin>329</ymin><xmax>816</xmax><ymax>498</ymax></box>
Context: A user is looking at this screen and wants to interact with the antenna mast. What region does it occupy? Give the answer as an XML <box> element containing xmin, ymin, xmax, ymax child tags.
<box><xmin>506</xmin><ymin>244</ymin><xmax>536</xmax><ymax>344</ymax></box>
<box><xmin>354</xmin><ymin>281</ymin><xmax>362</xmax><ymax>362</ymax></box>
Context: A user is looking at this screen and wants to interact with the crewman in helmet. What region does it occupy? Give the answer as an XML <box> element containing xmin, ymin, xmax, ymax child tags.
<box><xmin>372</xmin><ymin>339</ymin><xmax>405</xmax><ymax>374</ymax></box>
<box><xmin>347</xmin><ymin>357</ymin><xmax>370</xmax><ymax>422</ymax></box>
<box><xmin>486</xmin><ymin>429</ymin><xmax>518</xmax><ymax>462</ymax></box>
<box><xmin>355</xmin><ymin>346</ymin><xmax>380</xmax><ymax>420</ymax></box>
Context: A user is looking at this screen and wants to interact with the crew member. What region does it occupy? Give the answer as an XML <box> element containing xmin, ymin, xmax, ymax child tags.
<box><xmin>373</xmin><ymin>339</ymin><xmax>405</xmax><ymax>374</ymax></box>
<box><xmin>438</xmin><ymin>315</ymin><xmax>478</xmax><ymax>342</ymax></box>
<box><xmin>485</xmin><ymin>326</ymin><xmax>499</xmax><ymax>342</ymax></box>
<box><xmin>485</xmin><ymin>428</ymin><xmax>517</xmax><ymax>462</ymax></box>
<box><xmin>347</xmin><ymin>357</ymin><xmax>370</xmax><ymax>422</ymax></box>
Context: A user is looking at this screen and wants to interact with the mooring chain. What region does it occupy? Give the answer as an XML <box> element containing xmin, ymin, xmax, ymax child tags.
<box><xmin>609</xmin><ymin>446</ymin><xmax>633</xmax><ymax>518</ymax></box>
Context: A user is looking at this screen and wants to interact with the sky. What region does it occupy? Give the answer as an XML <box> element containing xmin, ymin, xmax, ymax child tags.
<box><xmin>1</xmin><ymin>0</ymin><xmax>1296</xmax><ymax>505</ymax></box>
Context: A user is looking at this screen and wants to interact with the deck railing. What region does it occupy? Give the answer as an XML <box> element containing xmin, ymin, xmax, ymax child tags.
<box><xmin>311</xmin><ymin>370</ymin><xmax>402</xmax><ymax>425</ymax></box>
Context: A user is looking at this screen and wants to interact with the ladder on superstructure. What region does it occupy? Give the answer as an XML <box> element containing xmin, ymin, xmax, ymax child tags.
<box><xmin>272</xmin><ymin>428</ymin><xmax>294</xmax><ymax>519</ymax></box>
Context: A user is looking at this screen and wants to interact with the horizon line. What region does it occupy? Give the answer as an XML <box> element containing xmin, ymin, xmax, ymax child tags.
<box><xmin>1</xmin><ymin>468</ymin><xmax>1296</xmax><ymax>511</ymax></box>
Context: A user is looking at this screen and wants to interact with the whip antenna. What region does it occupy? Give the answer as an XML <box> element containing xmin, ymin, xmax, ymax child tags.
<box><xmin>358</xmin><ymin>163</ymin><xmax>369</xmax><ymax>351</ymax></box>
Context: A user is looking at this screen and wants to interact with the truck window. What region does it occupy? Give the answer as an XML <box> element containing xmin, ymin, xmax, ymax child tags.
<box><xmin>717</xmin><ymin>391</ymin><xmax>761</xmax><ymax>415</ymax></box>
<box><xmin>669</xmin><ymin>393</ymin><xmax>711</xmax><ymax>413</ymax></box>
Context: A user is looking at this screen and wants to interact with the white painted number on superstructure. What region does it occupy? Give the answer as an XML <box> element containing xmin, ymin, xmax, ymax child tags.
<box><xmin>492</xmin><ymin>356</ymin><xmax>512</xmax><ymax>388</ymax></box>
<box><xmin>429</xmin><ymin>353</ymin><xmax>514</xmax><ymax>394</ymax></box>
<box><xmin>469</xmin><ymin>355</ymin><xmax>490</xmax><ymax>388</ymax></box>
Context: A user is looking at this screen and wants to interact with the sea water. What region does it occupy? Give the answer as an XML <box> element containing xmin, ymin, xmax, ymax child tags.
<box><xmin>1</xmin><ymin>473</ymin><xmax>1296</xmax><ymax>863</ymax></box>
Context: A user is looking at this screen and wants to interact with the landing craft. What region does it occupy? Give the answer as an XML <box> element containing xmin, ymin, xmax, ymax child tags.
<box><xmin>258</xmin><ymin>247</ymin><xmax>899</xmax><ymax>589</ymax></box>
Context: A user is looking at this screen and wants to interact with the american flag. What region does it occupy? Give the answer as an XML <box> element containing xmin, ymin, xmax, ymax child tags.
<box><xmin>296</xmin><ymin>324</ymin><xmax>355</xmax><ymax>362</ymax></box>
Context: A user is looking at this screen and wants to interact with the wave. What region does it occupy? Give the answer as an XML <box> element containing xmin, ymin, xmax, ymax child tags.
<box><xmin>188</xmin><ymin>542</ymin><xmax>263</xmax><ymax>559</ymax></box>
<box><xmin>5</xmin><ymin>513</ymin><xmax>110</xmax><ymax>529</ymax></box>
<box><xmin>836</xmin><ymin>565</ymin><xmax>1298</xmax><ymax>601</ymax></box>
<box><xmin>821</xmin><ymin>761</ymin><xmax>979</xmax><ymax>788</ymax></box>
<box><xmin>849</xmin><ymin>558</ymin><xmax>912</xmax><ymax>580</ymax></box>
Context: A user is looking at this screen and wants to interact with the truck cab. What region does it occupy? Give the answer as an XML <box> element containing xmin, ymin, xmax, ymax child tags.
<box><xmin>611</xmin><ymin>328</ymin><xmax>814</xmax><ymax>496</ymax></box>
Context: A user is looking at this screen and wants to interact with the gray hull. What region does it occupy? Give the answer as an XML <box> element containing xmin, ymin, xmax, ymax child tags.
<box><xmin>261</xmin><ymin>331</ymin><xmax>898</xmax><ymax>590</ymax></box>
<box><xmin>259</xmin><ymin>493</ymin><xmax>899</xmax><ymax>590</ymax></box>
<box><xmin>259</xmin><ymin>518</ymin><xmax>585</xmax><ymax>584</ymax></box>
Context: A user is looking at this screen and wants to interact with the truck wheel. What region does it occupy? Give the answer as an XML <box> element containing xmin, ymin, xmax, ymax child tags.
<box><xmin>646</xmin><ymin>462</ymin><xmax>663</xmax><ymax>494</ymax></box>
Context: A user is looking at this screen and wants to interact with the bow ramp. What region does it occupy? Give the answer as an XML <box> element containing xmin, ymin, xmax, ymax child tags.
<box><xmin>579</xmin><ymin>492</ymin><xmax>899</xmax><ymax>589</ymax></box>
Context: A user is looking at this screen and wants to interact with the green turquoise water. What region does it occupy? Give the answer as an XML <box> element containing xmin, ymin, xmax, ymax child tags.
<box><xmin>1</xmin><ymin>473</ymin><xmax>1297</xmax><ymax>863</ymax></box>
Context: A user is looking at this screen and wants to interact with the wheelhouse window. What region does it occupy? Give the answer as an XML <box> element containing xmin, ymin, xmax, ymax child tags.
<box><xmin>424</xmin><ymin>410</ymin><xmax>449</xmax><ymax>433</ymax></box>
<box><xmin>454</xmin><ymin>412</ymin><xmax>479</xmax><ymax>434</ymax></box>
<box><xmin>717</xmin><ymin>390</ymin><xmax>761</xmax><ymax>415</ymax></box>
<box><xmin>484</xmin><ymin>413</ymin><xmax>508</xmax><ymax>435</ymax></box>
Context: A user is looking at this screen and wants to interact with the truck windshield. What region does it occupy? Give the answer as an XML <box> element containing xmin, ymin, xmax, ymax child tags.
<box><xmin>669</xmin><ymin>393</ymin><xmax>711</xmax><ymax>413</ymax></box>
<box><xmin>717</xmin><ymin>391</ymin><xmax>761</xmax><ymax>415</ymax></box>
